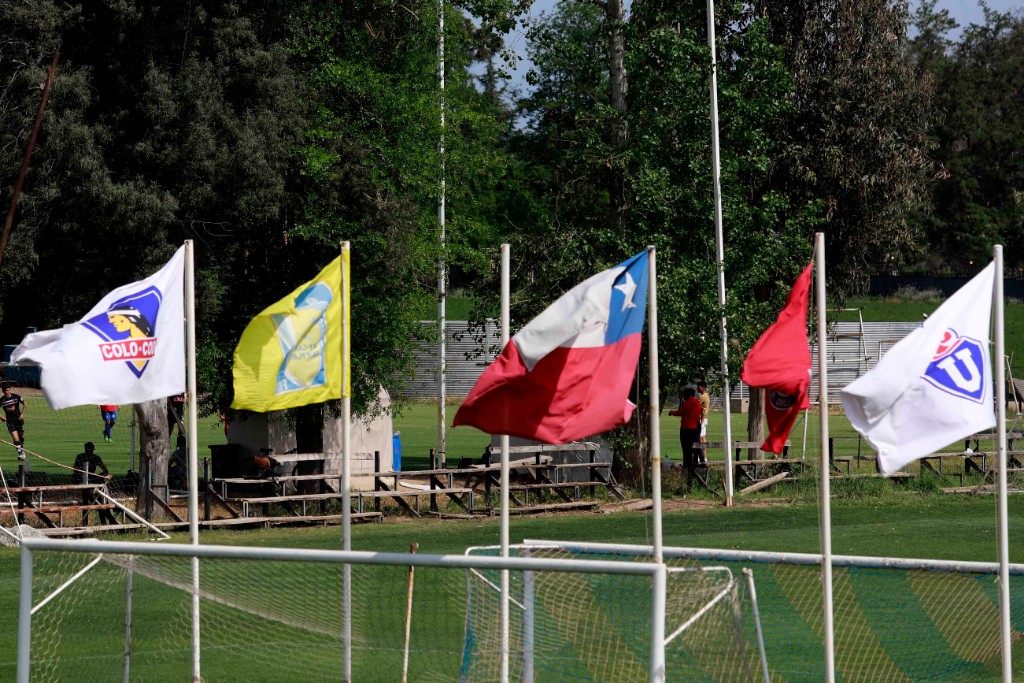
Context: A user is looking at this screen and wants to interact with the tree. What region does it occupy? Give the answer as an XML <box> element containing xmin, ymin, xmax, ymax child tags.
<box><xmin>916</xmin><ymin>6</ymin><xmax>1024</xmax><ymax>265</ymax></box>
<box><xmin>487</xmin><ymin>0</ymin><xmax>815</xmax><ymax>481</ymax></box>
<box><xmin>753</xmin><ymin>0</ymin><xmax>934</xmax><ymax>296</ymax></box>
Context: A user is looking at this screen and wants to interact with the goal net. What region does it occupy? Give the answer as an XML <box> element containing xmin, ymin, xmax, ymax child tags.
<box><xmin>518</xmin><ymin>541</ymin><xmax>1024</xmax><ymax>681</ymax></box>
<box><xmin>19</xmin><ymin>538</ymin><xmax>690</xmax><ymax>682</ymax></box>
<box><xmin>463</xmin><ymin>543</ymin><xmax>766</xmax><ymax>682</ymax></box>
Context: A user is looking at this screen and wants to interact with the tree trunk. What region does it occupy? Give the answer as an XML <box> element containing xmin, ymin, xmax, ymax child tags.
<box><xmin>606</xmin><ymin>0</ymin><xmax>629</xmax><ymax>229</ymax></box>
<box><xmin>616</xmin><ymin>401</ymin><xmax>651</xmax><ymax>489</ymax></box>
<box><xmin>136</xmin><ymin>399</ymin><xmax>171</xmax><ymax>520</ymax></box>
<box><xmin>746</xmin><ymin>388</ymin><xmax>766</xmax><ymax>460</ymax></box>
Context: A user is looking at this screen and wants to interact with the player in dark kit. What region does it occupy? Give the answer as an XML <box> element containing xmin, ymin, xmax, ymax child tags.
<box><xmin>1</xmin><ymin>385</ymin><xmax>27</xmax><ymax>459</ymax></box>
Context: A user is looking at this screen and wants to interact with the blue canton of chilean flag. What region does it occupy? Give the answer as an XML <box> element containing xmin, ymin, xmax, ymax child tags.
<box><xmin>454</xmin><ymin>251</ymin><xmax>649</xmax><ymax>444</ymax></box>
<box><xmin>842</xmin><ymin>263</ymin><xmax>996</xmax><ymax>474</ymax></box>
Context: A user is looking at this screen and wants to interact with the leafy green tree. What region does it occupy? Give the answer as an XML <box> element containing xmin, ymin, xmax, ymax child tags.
<box><xmin>480</xmin><ymin>0</ymin><xmax>815</xmax><ymax>479</ymax></box>
<box><xmin>917</xmin><ymin>6</ymin><xmax>1024</xmax><ymax>265</ymax></box>
<box><xmin>753</xmin><ymin>0</ymin><xmax>934</xmax><ymax>296</ymax></box>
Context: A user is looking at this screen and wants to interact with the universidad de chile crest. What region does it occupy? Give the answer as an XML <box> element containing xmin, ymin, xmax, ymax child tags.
<box><xmin>921</xmin><ymin>328</ymin><xmax>986</xmax><ymax>403</ymax></box>
<box><xmin>82</xmin><ymin>287</ymin><xmax>164</xmax><ymax>378</ymax></box>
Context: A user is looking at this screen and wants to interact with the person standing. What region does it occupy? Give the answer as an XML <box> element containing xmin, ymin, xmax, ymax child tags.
<box><xmin>73</xmin><ymin>442</ymin><xmax>117</xmax><ymax>525</ymax></box>
<box><xmin>99</xmin><ymin>404</ymin><xmax>118</xmax><ymax>442</ymax></box>
<box><xmin>1</xmin><ymin>385</ymin><xmax>27</xmax><ymax>460</ymax></box>
<box><xmin>696</xmin><ymin>381</ymin><xmax>711</xmax><ymax>464</ymax></box>
<box><xmin>669</xmin><ymin>387</ymin><xmax>704</xmax><ymax>486</ymax></box>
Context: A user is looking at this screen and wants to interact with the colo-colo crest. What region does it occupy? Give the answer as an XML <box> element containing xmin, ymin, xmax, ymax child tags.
<box><xmin>82</xmin><ymin>286</ymin><xmax>164</xmax><ymax>378</ymax></box>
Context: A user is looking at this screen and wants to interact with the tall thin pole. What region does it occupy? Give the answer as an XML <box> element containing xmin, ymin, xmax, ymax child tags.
<box><xmin>705</xmin><ymin>0</ymin><xmax>734</xmax><ymax>507</ymax></box>
<box><xmin>815</xmin><ymin>233</ymin><xmax>835</xmax><ymax>682</ymax></box>
<box><xmin>993</xmin><ymin>244</ymin><xmax>1011</xmax><ymax>682</ymax></box>
<box><xmin>16</xmin><ymin>545</ymin><xmax>32</xmax><ymax>683</ymax></box>
<box><xmin>499</xmin><ymin>244</ymin><xmax>510</xmax><ymax>683</ymax></box>
<box><xmin>341</xmin><ymin>241</ymin><xmax>353</xmax><ymax>682</ymax></box>
<box><xmin>647</xmin><ymin>246</ymin><xmax>663</xmax><ymax>565</ymax></box>
<box><xmin>1</xmin><ymin>50</ymin><xmax>60</xmax><ymax>270</ymax></box>
<box><xmin>123</xmin><ymin>557</ymin><xmax>134</xmax><ymax>683</ymax></box>
<box><xmin>184</xmin><ymin>240</ymin><xmax>201</xmax><ymax>682</ymax></box>
<box><xmin>436</xmin><ymin>0</ymin><xmax>447</xmax><ymax>470</ymax></box>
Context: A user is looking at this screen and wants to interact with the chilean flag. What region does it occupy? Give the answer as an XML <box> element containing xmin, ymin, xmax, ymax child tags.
<box><xmin>453</xmin><ymin>251</ymin><xmax>649</xmax><ymax>444</ymax></box>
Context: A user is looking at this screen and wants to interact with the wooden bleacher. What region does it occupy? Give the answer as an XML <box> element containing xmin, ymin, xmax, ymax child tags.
<box><xmin>211</xmin><ymin>445</ymin><xmax>624</xmax><ymax>520</ymax></box>
<box><xmin>687</xmin><ymin>440</ymin><xmax>801</xmax><ymax>493</ymax></box>
<box><xmin>1</xmin><ymin>483</ymin><xmax>121</xmax><ymax>528</ymax></box>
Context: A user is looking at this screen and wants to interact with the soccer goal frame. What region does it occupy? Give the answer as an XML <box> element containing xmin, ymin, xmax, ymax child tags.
<box><xmin>465</xmin><ymin>542</ymin><xmax>771</xmax><ymax>683</ymax></box>
<box><xmin>17</xmin><ymin>537</ymin><xmax>673</xmax><ymax>683</ymax></box>
<box><xmin>524</xmin><ymin>539</ymin><xmax>1024</xmax><ymax>682</ymax></box>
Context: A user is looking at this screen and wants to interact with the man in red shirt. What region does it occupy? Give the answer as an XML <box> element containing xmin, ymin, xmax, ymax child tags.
<box><xmin>669</xmin><ymin>387</ymin><xmax>703</xmax><ymax>484</ymax></box>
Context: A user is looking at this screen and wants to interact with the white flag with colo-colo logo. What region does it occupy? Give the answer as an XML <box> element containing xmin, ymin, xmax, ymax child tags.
<box><xmin>12</xmin><ymin>246</ymin><xmax>186</xmax><ymax>410</ymax></box>
<box><xmin>841</xmin><ymin>263</ymin><xmax>996</xmax><ymax>475</ymax></box>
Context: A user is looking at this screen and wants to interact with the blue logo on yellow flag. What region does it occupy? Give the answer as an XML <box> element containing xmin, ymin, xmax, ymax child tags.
<box><xmin>231</xmin><ymin>253</ymin><xmax>347</xmax><ymax>413</ymax></box>
<box><xmin>273</xmin><ymin>282</ymin><xmax>332</xmax><ymax>395</ymax></box>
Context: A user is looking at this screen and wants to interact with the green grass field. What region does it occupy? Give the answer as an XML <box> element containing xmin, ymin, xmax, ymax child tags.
<box><xmin>3</xmin><ymin>395</ymin><xmax>227</xmax><ymax>478</ymax></box>
<box><xmin>2</xmin><ymin>496</ymin><xmax>1023</xmax><ymax>680</ymax></box>
<box><xmin>2</xmin><ymin>291</ymin><xmax>1022</xmax><ymax>679</ymax></box>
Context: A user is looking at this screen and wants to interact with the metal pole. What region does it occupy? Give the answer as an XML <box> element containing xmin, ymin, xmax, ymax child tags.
<box><xmin>436</xmin><ymin>0</ymin><xmax>447</xmax><ymax>470</ymax></box>
<box><xmin>649</xmin><ymin>563</ymin><xmax>666</xmax><ymax>682</ymax></box>
<box><xmin>16</xmin><ymin>545</ymin><xmax>33</xmax><ymax>683</ymax></box>
<box><xmin>993</xmin><ymin>244</ymin><xmax>1011</xmax><ymax>682</ymax></box>
<box><xmin>1</xmin><ymin>50</ymin><xmax>60</xmax><ymax>270</ymax></box>
<box><xmin>647</xmin><ymin>247</ymin><xmax>664</xmax><ymax>564</ymax></box>
<box><xmin>706</xmin><ymin>0</ymin><xmax>734</xmax><ymax>508</ymax></box>
<box><xmin>815</xmin><ymin>233</ymin><xmax>835</xmax><ymax>682</ymax></box>
<box><xmin>184</xmin><ymin>240</ymin><xmax>201</xmax><ymax>683</ymax></box>
<box><xmin>341</xmin><ymin>241</ymin><xmax>353</xmax><ymax>682</ymax></box>
<box><xmin>522</xmin><ymin>550</ymin><xmax>535</xmax><ymax>683</ymax></box>
<box><xmin>123</xmin><ymin>556</ymin><xmax>134</xmax><ymax>683</ymax></box>
<box><xmin>499</xmin><ymin>243</ymin><xmax>510</xmax><ymax>683</ymax></box>
<box><xmin>743</xmin><ymin>569</ymin><xmax>771</xmax><ymax>683</ymax></box>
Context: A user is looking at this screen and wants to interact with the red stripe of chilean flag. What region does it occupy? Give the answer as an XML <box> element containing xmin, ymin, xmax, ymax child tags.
<box><xmin>453</xmin><ymin>251</ymin><xmax>650</xmax><ymax>444</ymax></box>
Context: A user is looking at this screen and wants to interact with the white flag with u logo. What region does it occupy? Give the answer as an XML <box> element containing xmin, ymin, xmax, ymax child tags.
<box><xmin>841</xmin><ymin>263</ymin><xmax>996</xmax><ymax>474</ymax></box>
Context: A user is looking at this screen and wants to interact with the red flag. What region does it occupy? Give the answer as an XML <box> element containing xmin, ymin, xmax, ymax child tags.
<box><xmin>740</xmin><ymin>263</ymin><xmax>813</xmax><ymax>453</ymax></box>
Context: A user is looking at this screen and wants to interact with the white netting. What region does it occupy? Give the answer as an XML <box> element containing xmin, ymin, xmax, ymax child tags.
<box><xmin>464</xmin><ymin>545</ymin><xmax>763</xmax><ymax>682</ymax></box>
<box><xmin>26</xmin><ymin>542</ymin><xmax>689</xmax><ymax>682</ymax></box>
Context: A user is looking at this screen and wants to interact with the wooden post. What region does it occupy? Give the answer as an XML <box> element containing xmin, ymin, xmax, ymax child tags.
<box><xmin>589</xmin><ymin>450</ymin><xmax>597</xmax><ymax>497</ymax></box>
<box><xmin>402</xmin><ymin>543</ymin><xmax>419</xmax><ymax>683</ymax></box>
<box><xmin>374</xmin><ymin>451</ymin><xmax>382</xmax><ymax>513</ymax></box>
<box><xmin>203</xmin><ymin>458</ymin><xmax>211</xmax><ymax>521</ymax></box>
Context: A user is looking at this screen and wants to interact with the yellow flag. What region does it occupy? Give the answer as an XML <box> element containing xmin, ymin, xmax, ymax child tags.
<box><xmin>231</xmin><ymin>254</ymin><xmax>347</xmax><ymax>412</ymax></box>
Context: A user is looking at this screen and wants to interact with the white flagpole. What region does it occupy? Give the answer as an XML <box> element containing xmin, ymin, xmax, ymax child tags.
<box><xmin>436</xmin><ymin>0</ymin><xmax>447</xmax><ymax>470</ymax></box>
<box><xmin>341</xmin><ymin>241</ymin><xmax>353</xmax><ymax>683</ymax></box>
<box><xmin>815</xmin><ymin>233</ymin><xmax>835</xmax><ymax>682</ymax></box>
<box><xmin>499</xmin><ymin>244</ymin><xmax>510</xmax><ymax>683</ymax></box>
<box><xmin>993</xmin><ymin>244</ymin><xmax>1011</xmax><ymax>682</ymax></box>
<box><xmin>647</xmin><ymin>246</ymin><xmax>664</xmax><ymax>565</ymax></box>
<box><xmin>706</xmin><ymin>0</ymin><xmax>734</xmax><ymax>507</ymax></box>
<box><xmin>184</xmin><ymin>240</ymin><xmax>201</xmax><ymax>682</ymax></box>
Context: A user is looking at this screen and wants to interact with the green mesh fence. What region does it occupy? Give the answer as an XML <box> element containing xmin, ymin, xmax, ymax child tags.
<box><xmin>492</xmin><ymin>543</ymin><xmax>1024</xmax><ymax>682</ymax></box>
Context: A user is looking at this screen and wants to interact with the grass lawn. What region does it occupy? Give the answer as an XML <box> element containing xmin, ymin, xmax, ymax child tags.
<box><xmin>4</xmin><ymin>394</ymin><xmax>227</xmax><ymax>477</ymax></box>
<box><xmin>1</xmin><ymin>495</ymin><xmax>1022</xmax><ymax>680</ymax></box>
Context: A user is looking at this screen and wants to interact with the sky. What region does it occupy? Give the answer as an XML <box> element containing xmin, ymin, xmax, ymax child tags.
<box><xmin>498</xmin><ymin>0</ymin><xmax>1024</xmax><ymax>95</ymax></box>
